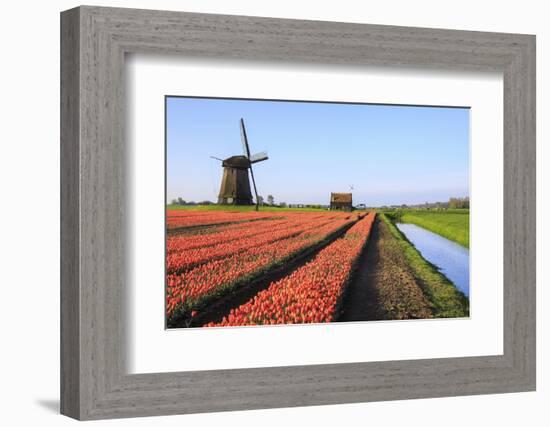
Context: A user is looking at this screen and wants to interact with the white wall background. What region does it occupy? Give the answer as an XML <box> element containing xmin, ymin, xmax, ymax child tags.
<box><xmin>0</xmin><ymin>0</ymin><xmax>546</xmax><ymax>425</ymax></box>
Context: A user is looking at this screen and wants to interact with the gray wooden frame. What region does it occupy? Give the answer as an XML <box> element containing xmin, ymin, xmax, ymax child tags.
<box><xmin>60</xmin><ymin>5</ymin><xmax>536</xmax><ymax>420</ymax></box>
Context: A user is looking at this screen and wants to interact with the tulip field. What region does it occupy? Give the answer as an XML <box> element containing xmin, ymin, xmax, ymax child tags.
<box><xmin>208</xmin><ymin>212</ymin><xmax>376</xmax><ymax>326</ymax></box>
<box><xmin>165</xmin><ymin>208</ymin><xmax>469</xmax><ymax>328</ymax></box>
<box><xmin>165</xmin><ymin>209</ymin><xmax>375</xmax><ymax>327</ymax></box>
<box><xmin>167</xmin><ymin>210</ymin><xmax>275</xmax><ymax>231</ymax></box>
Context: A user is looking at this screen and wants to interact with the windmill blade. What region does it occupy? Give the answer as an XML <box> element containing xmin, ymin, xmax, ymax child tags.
<box><xmin>240</xmin><ymin>118</ymin><xmax>251</xmax><ymax>158</ymax></box>
<box><xmin>249</xmin><ymin>151</ymin><xmax>268</xmax><ymax>164</ymax></box>
<box><xmin>210</xmin><ymin>156</ymin><xmax>223</xmax><ymax>162</ymax></box>
<box><xmin>240</xmin><ymin>118</ymin><xmax>262</xmax><ymax>210</ymax></box>
<box><xmin>249</xmin><ymin>163</ymin><xmax>260</xmax><ymax>212</ymax></box>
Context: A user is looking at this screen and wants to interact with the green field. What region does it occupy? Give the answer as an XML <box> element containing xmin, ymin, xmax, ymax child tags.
<box><xmin>166</xmin><ymin>204</ymin><xmax>330</xmax><ymax>213</ymax></box>
<box><xmin>386</xmin><ymin>209</ymin><xmax>469</xmax><ymax>248</ymax></box>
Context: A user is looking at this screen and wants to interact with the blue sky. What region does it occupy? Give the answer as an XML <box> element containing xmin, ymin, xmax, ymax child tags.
<box><xmin>166</xmin><ymin>97</ymin><xmax>469</xmax><ymax>207</ymax></box>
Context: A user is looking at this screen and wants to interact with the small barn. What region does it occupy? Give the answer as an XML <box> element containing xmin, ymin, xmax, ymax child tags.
<box><xmin>330</xmin><ymin>192</ymin><xmax>353</xmax><ymax>211</ymax></box>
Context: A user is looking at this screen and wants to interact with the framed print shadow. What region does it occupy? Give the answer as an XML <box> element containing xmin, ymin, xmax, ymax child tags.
<box><xmin>61</xmin><ymin>6</ymin><xmax>536</xmax><ymax>420</ymax></box>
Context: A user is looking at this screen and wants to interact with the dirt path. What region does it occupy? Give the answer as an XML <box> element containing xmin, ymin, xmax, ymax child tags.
<box><xmin>339</xmin><ymin>217</ymin><xmax>433</xmax><ymax>321</ymax></box>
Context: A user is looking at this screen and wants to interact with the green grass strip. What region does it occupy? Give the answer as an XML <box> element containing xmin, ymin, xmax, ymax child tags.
<box><xmin>380</xmin><ymin>213</ymin><xmax>469</xmax><ymax>318</ymax></box>
<box><xmin>386</xmin><ymin>210</ymin><xmax>469</xmax><ymax>248</ymax></box>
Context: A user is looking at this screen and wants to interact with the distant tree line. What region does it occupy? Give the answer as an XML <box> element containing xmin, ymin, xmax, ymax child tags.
<box><xmin>169</xmin><ymin>195</ymin><xmax>284</xmax><ymax>207</ymax></box>
<box><xmin>376</xmin><ymin>197</ymin><xmax>470</xmax><ymax>211</ymax></box>
<box><xmin>447</xmin><ymin>197</ymin><xmax>470</xmax><ymax>209</ymax></box>
<box><xmin>170</xmin><ymin>197</ymin><xmax>214</xmax><ymax>206</ymax></box>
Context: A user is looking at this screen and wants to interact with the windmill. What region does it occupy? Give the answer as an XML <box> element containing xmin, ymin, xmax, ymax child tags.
<box><xmin>211</xmin><ymin>118</ymin><xmax>268</xmax><ymax>210</ymax></box>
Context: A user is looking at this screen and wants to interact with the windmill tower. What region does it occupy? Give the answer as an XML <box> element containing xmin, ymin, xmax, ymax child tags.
<box><xmin>212</xmin><ymin>118</ymin><xmax>268</xmax><ymax>209</ymax></box>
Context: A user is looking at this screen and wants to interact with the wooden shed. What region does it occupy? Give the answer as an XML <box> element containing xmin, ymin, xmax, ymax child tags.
<box><xmin>330</xmin><ymin>193</ymin><xmax>353</xmax><ymax>211</ymax></box>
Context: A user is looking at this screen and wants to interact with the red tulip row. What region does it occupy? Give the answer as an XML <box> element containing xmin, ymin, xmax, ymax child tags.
<box><xmin>167</xmin><ymin>213</ymin><xmax>332</xmax><ymax>254</ymax></box>
<box><xmin>167</xmin><ymin>210</ymin><xmax>280</xmax><ymax>230</ymax></box>
<box><xmin>167</xmin><ymin>219</ymin><xmax>287</xmax><ymax>253</ymax></box>
<box><xmin>166</xmin><ymin>217</ymin><xmax>355</xmax><ymax>321</ymax></box>
<box><xmin>166</xmin><ymin>216</ymin><xmax>340</xmax><ymax>274</ymax></box>
<box><xmin>207</xmin><ymin>212</ymin><xmax>376</xmax><ymax>327</ymax></box>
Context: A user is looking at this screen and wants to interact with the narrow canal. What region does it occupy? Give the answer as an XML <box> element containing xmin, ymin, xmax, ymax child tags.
<box><xmin>396</xmin><ymin>223</ymin><xmax>470</xmax><ymax>297</ymax></box>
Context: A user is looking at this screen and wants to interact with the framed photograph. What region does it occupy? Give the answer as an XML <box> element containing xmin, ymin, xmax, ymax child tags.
<box><xmin>61</xmin><ymin>6</ymin><xmax>536</xmax><ymax>420</ymax></box>
<box><xmin>164</xmin><ymin>97</ymin><xmax>470</xmax><ymax>330</ymax></box>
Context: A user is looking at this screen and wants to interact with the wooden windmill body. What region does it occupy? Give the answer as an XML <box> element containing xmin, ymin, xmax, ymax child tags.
<box><xmin>217</xmin><ymin>155</ymin><xmax>254</xmax><ymax>205</ymax></box>
<box><xmin>214</xmin><ymin>119</ymin><xmax>268</xmax><ymax>208</ymax></box>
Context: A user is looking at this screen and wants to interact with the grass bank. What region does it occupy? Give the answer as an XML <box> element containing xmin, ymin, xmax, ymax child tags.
<box><xmin>386</xmin><ymin>209</ymin><xmax>469</xmax><ymax>248</ymax></box>
<box><xmin>380</xmin><ymin>214</ymin><xmax>469</xmax><ymax>318</ymax></box>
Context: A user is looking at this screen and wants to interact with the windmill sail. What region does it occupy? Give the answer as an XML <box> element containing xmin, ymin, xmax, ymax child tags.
<box><xmin>249</xmin><ymin>151</ymin><xmax>268</xmax><ymax>163</ymax></box>
<box><xmin>240</xmin><ymin>118</ymin><xmax>251</xmax><ymax>159</ymax></box>
<box><xmin>240</xmin><ymin>118</ymin><xmax>262</xmax><ymax>210</ymax></box>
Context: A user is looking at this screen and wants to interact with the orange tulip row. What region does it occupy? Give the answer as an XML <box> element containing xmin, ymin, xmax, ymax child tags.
<box><xmin>207</xmin><ymin>212</ymin><xmax>376</xmax><ymax>327</ymax></box>
<box><xmin>166</xmin><ymin>217</ymin><xmax>355</xmax><ymax>322</ymax></box>
<box><xmin>166</xmin><ymin>213</ymin><xmax>340</xmax><ymax>254</ymax></box>
<box><xmin>167</xmin><ymin>218</ymin><xmax>289</xmax><ymax>253</ymax></box>
<box><xmin>166</xmin><ymin>216</ymin><xmax>343</xmax><ymax>274</ymax></box>
<box><xmin>166</xmin><ymin>210</ymin><xmax>280</xmax><ymax>230</ymax></box>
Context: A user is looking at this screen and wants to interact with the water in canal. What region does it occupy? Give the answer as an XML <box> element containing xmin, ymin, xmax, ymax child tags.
<box><xmin>396</xmin><ymin>223</ymin><xmax>470</xmax><ymax>298</ymax></box>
